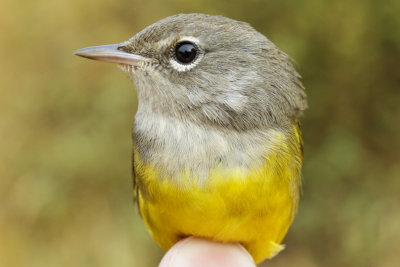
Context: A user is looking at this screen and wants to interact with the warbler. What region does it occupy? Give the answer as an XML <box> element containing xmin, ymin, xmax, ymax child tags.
<box><xmin>74</xmin><ymin>13</ymin><xmax>307</xmax><ymax>264</ymax></box>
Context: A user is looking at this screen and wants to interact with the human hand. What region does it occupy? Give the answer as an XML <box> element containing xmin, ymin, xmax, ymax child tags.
<box><xmin>159</xmin><ymin>237</ymin><xmax>256</xmax><ymax>267</ymax></box>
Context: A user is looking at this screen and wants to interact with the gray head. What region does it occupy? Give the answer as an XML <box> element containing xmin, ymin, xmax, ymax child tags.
<box><xmin>74</xmin><ymin>14</ymin><xmax>307</xmax><ymax>131</ymax></box>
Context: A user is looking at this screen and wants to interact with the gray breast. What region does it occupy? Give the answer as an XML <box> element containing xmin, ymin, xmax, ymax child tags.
<box><xmin>133</xmin><ymin>111</ymin><xmax>285</xmax><ymax>182</ymax></box>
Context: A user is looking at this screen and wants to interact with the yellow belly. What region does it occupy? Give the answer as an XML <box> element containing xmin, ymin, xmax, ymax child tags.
<box><xmin>134</xmin><ymin>129</ymin><xmax>302</xmax><ymax>263</ymax></box>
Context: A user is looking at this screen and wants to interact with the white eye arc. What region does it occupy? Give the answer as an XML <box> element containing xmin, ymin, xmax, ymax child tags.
<box><xmin>170</xmin><ymin>36</ymin><xmax>203</xmax><ymax>72</ymax></box>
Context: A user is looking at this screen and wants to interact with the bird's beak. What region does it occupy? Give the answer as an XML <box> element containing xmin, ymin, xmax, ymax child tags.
<box><xmin>73</xmin><ymin>43</ymin><xmax>155</xmax><ymax>66</ymax></box>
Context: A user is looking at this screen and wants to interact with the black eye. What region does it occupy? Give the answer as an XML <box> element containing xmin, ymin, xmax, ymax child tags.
<box><xmin>174</xmin><ymin>41</ymin><xmax>198</xmax><ymax>64</ymax></box>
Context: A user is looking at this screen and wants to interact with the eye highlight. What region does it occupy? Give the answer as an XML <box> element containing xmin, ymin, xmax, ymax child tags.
<box><xmin>174</xmin><ymin>41</ymin><xmax>198</xmax><ymax>64</ymax></box>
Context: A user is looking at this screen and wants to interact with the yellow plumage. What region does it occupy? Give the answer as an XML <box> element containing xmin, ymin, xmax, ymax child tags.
<box><xmin>134</xmin><ymin>124</ymin><xmax>303</xmax><ymax>263</ymax></box>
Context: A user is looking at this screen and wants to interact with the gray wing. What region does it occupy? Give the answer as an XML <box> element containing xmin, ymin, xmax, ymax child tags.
<box><xmin>132</xmin><ymin>151</ymin><xmax>142</xmax><ymax>217</ymax></box>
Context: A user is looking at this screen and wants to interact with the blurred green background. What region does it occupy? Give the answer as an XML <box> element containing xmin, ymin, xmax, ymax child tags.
<box><xmin>1</xmin><ymin>0</ymin><xmax>399</xmax><ymax>266</ymax></box>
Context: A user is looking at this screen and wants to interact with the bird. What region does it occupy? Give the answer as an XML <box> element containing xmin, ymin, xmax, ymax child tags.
<box><xmin>74</xmin><ymin>13</ymin><xmax>307</xmax><ymax>264</ymax></box>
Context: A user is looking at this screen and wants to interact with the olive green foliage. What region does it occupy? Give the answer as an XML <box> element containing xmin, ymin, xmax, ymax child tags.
<box><xmin>0</xmin><ymin>0</ymin><xmax>399</xmax><ymax>266</ymax></box>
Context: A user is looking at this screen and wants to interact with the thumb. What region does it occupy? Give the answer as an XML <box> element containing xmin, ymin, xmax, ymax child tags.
<box><xmin>159</xmin><ymin>237</ymin><xmax>256</xmax><ymax>267</ymax></box>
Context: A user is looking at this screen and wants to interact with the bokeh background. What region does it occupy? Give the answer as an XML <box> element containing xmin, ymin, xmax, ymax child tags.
<box><xmin>1</xmin><ymin>0</ymin><xmax>399</xmax><ymax>266</ymax></box>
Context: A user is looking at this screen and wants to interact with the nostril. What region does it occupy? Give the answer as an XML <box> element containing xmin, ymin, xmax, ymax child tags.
<box><xmin>117</xmin><ymin>45</ymin><xmax>129</xmax><ymax>52</ymax></box>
